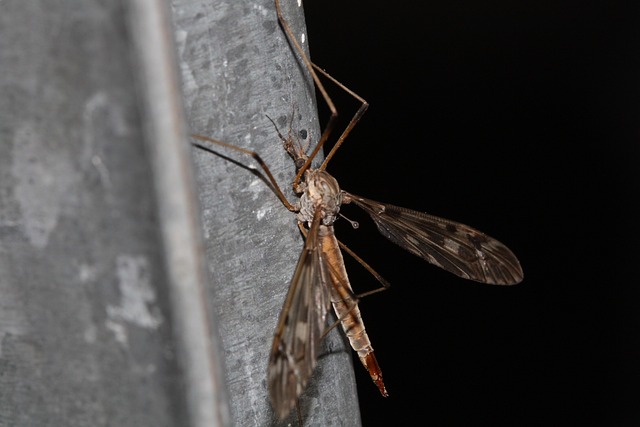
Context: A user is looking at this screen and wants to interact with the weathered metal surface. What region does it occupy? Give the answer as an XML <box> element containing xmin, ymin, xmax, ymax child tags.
<box><xmin>171</xmin><ymin>0</ymin><xmax>362</xmax><ymax>425</ymax></box>
<box><xmin>0</xmin><ymin>0</ymin><xmax>226</xmax><ymax>425</ymax></box>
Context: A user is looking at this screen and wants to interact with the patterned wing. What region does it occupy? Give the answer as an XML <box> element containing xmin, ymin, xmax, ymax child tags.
<box><xmin>268</xmin><ymin>209</ymin><xmax>332</xmax><ymax>420</ymax></box>
<box><xmin>345</xmin><ymin>193</ymin><xmax>523</xmax><ymax>285</ymax></box>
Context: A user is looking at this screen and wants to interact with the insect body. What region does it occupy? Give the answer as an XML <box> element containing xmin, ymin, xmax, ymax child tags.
<box><xmin>194</xmin><ymin>111</ymin><xmax>523</xmax><ymax>419</ymax></box>
<box><xmin>192</xmin><ymin>0</ymin><xmax>524</xmax><ymax>421</ymax></box>
<box><xmin>266</xmin><ymin>133</ymin><xmax>388</xmax><ymax>420</ymax></box>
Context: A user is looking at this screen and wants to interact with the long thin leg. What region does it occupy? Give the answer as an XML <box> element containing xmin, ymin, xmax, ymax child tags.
<box><xmin>275</xmin><ymin>0</ymin><xmax>369</xmax><ymax>179</ymax></box>
<box><xmin>191</xmin><ymin>134</ymin><xmax>297</xmax><ymax>212</ymax></box>
<box><xmin>335</xmin><ymin>239</ymin><xmax>390</xmax><ymax>298</ymax></box>
<box><xmin>297</xmin><ymin>222</ymin><xmax>389</xmax><ymax>300</ymax></box>
<box><xmin>311</xmin><ymin>64</ymin><xmax>369</xmax><ymax>171</ymax></box>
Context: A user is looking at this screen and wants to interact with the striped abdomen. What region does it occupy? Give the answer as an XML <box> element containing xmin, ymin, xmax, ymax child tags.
<box><xmin>318</xmin><ymin>224</ymin><xmax>388</xmax><ymax>397</ymax></box>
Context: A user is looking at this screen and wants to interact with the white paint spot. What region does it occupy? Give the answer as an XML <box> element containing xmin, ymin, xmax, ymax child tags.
<box><xmin>297</xmin><ymin>0</ymin><xmax>302</xmax><ymax>6</ymax></box>
<box><xmin>256</xmin><ymin>208</ymin><xmax>267</xmax><ymax>220</ymax></box>
<box><xmin>106</xmin><ymin>255</ymin><xmax>163</xmax><ymax>343</ymax></box>
<box><xmin>252</xmin><ymin>3</ymin><xmax>269</xmax><ymax>16</ymax></box>
<box><xmin>91</xmin><ymin>155</ymin><xmax>111</xmax><ymax>188</ymax></box>
<box><xmin>247</xmin><ymin>178</ymin><xmax>268</xmax><ymax>201</ymax></box>
<box><xmin>83</xmin><ymin>91</ymin><xmax>109</xmax><ymax>119</ymax></box>
<box><xmin>78</xmin><ymin>263</ymin><xmax>97</xmax><ymax>283</ymax></box>
<box><xmin>105</xmin><ymin>319</ymin><xmax>128</xmax><ymax>344</ymax></box>
<box><xmin>301</xmin><ymin>32</ymin><xmax>306</xmax><ymax>44</ymax></box>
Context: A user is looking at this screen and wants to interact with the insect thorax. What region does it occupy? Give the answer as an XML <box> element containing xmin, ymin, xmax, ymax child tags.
<box><xmin>297</xmin><ymin>169</ymin><xmax>343</xmax><ymax>226</ymax></box>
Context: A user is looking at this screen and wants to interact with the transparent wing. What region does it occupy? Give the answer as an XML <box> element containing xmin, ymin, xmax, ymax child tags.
<box><xmin>345</xmin><ymin>193</ymin><xmax>523</xmax><ymax>285</ymax></box>
<box><xmin>268</xmin><ymin>210</ymin><xmax>332</xmax><ymax>420</ymax></box>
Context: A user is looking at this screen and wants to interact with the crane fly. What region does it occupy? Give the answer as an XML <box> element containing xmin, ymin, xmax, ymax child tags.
<box><xmin>191</xmin><ymin>0</ymin><xmax>524</xmax><ymax>421</ymax></box>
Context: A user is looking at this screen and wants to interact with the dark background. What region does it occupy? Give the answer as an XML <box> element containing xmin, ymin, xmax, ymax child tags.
<box><xmin>303</xmin><ymin>1</ymin><xmax>640</xmax><ymax>425</ymax></box>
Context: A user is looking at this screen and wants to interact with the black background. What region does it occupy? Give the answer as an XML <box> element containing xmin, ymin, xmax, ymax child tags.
<box><xmin>302</xmin><ymin>1</ymin><xmax>640</xmax><ymax>425</ymax></box>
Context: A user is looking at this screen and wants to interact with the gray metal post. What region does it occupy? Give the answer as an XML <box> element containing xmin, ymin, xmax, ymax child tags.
<box><xmin>0</xmin><ymin>0</ymin><xmax>228</xmax><ymax>426</ymax></box>
<box><xmin>128</xmin><ymin>0</ymin><xmax>231</xmax><ymax>426</ymax></box>
<box><xmin>171</xmin><ymin>0</ymin><xmax>362</xmax><ymax>425</ymax></box>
